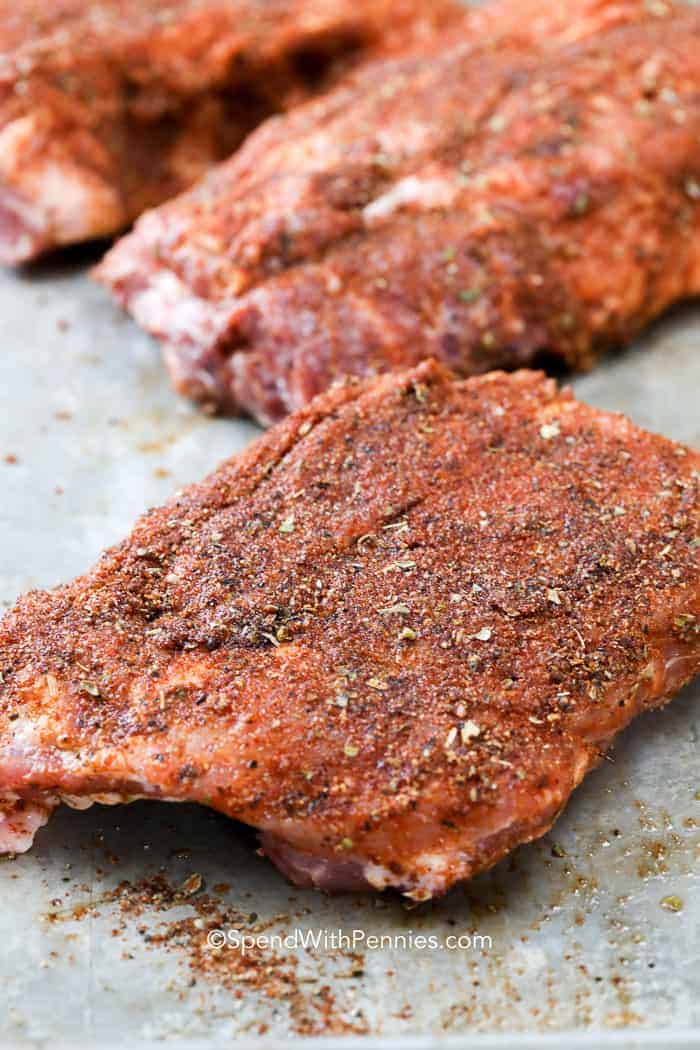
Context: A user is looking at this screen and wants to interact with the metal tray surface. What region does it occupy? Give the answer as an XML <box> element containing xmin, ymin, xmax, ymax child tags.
<box><xmin>0</xmin><ymin>250</ymin><xmax>698</xmax><ymax>1049</ymax></box>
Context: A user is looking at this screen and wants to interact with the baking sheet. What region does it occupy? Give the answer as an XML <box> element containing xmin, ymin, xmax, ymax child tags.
<box><xmin>0</xmin><ymin>247</ymin><xmax>699</xmax><ymax>1050</ymax></box>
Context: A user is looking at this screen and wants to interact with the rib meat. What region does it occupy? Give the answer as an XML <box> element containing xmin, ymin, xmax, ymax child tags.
<box><xmin>0</xmin><ymin>0</ymin><xmax>461</xmax><ymax>264</ymax></box>
<box><xmin>1</xmin><ymin>361</ymin><xmax>698</xmax><ymax>898</ymax></box>
<box><xmin>97</xmin><ymin>0</ymin><xmax>700</xmax><ymax>424</ymax></box>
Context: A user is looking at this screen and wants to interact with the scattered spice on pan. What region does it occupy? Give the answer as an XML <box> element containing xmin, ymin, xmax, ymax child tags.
<box><xmin>46</xmin><ymin>873</ymin><xmax>369</xmax><ymax>1037</ymax></box>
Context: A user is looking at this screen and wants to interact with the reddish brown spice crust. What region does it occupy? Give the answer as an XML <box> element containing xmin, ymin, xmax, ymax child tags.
<box><xmin>0</xmin><ymin>0</ymin><xmax>462</xmax><ymax>262</ymax></box>
<box><xmin>0</xmin><ymin>362</ymin><xmax>698</xmax><ymax>897</ymax></box>
<box><xmin>97</xmin><ymin>0</ymin><xmax>700</xmax><ymax>424</ymax></box>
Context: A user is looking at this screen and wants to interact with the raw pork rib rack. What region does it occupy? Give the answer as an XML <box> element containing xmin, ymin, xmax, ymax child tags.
<box><xmin>98</xmin><ymin>0</ymin><xmax>700</xmax><ymax>424</ymax></box>
<box><xmin>0</xmin><ymin>362</ymin><xmax>697</xmax><ymax>898</ymax></box>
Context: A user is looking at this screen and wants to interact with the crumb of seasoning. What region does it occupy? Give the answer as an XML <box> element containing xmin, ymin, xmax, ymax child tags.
<box><xmin>473</xmin><ymin>627</ymin><xmax>492</xmax><ymax>642</ymax></box>
<box><xmin>660</xmin><ymin>895</ymin><xmax>683</xmax><ymax>913</ymax></box>
<box><xmin>551</xmin><ymin>843</ymin><xmax>567</xmax><ymax>858</ymax></box>
<box><xmin>399</xmin><ymin>627</ymin><xmax>417</xmax><ymax>641</ymax></box>
<box><xmin>180</xmin><ymin>873</ymin><xmax>204</xmax><ymax>897</ymax></box>
<box><xmin>571</xmin><ymin>192</ymin><xmax>589</xmax><ymax>215</ymax></box>
<box><xmin>547</xmin><ymin>588</ymin><xmax>562</xmax><ymax>605</ymax></box>
<box><xmin>539</xmin><ymin>421</ymin><xmax>560</xmax><ymax>440</ymax></box>
<box><xmin>279</xmin><ymin>515</ymin><xmax>295</xmax><ymax>534</ymax></box>
<box><xmin>344</xmin><ymin>742</ymin><xmax>359</xmax><ymax>758</ymax></box>
<box><xmin>3</xmin><ymin>453</ymin><xmax>18</xmax><ymax>464</ymax></box>
<box><xmin>460</xmin><ymin>720</ymin><xmax>481</xmax><ymax>744</ymax></box>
